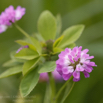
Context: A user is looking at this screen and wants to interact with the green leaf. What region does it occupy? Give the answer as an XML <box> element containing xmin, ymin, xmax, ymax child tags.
<box><xmin>0</xmin><ymin>65</ymin><xmax>22</xmax><ymax>79</ymax></box>
<box><xmin>33</xmin><ymin>32</ymin><xmax>45</xmax><ymax>42</ymax></box>
<box><xmin>38</xmin><ymin>61</ymin><xmax>56</xmax><ymax>73</ymax></box>
<box><xmin>61</xmin><ymin>43</ymin><xmax>76</xmax><ymax>50</ymax></box>
<box><xmin>16</xmin><ymin>40</ymin><xmax>36</xmax><ymax>51</ymax></box>
<box><xmin>53</xmin><ymin>47</ymin><xmax>63</xmax><ymax>54</ymax></box>
<box><xmin>10</xmin><ymin>51</ymin><xmax>26</xmax><ymax>63</ymax></box>
<box><xmin>51</xmin><ymin>54</ymin><xmax>59</xmax><ymax>61</ymax></box>
<box><xmin>53</xmin><ymin>35</ymin><xmax>64</xmax><ymax>48</ymax></box>
<box><xmin>20</xmin><ymin>68</ymin><xmax>40</xmax><ymax>97</ymax></box>
<box><xmin>58</xmin><ymin>25</ymin><xmax>85</xmax><ymax>48</ymax></box>
<box><xmin>29</xmin><ymin>37</ymin><xmax>42</xmax><ymax>54</ymax></box>
<box><xmin>10</xmin><ymin>51</ymin><xmax>17</xmax><ymax>59</ymax></box>
<box><xmin>15</xmin><ymin>48</ymin><xmax>39</xmax><ymax>60</ymax></box>
<box><xmin>23</xmin><ymin>57</ymin><xmax>40</xmax><ymax>75</ymax></box>
<box><xmin>60</xmin><ymin>82</ymin><xmax>75</xmax><ymax>103</ymax></box>
<box><xmin>3</xmin><ymin>60</ymin><xmax>21</xmax><ymax>67</ymax></box>
<box><xmin>56</xmin><ymin>14</ymin><xmax>62</xmax><ymax>39</ymax></box>
<box><xmin>38</xmin><ymin>10</ymin><xmax>57</xmax><ymax>40</ymax></box>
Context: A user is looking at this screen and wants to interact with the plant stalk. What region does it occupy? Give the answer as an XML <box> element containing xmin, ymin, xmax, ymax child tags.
<box><xmin>14</xmin><ymin>23</ymin><xmax>30</xmax><ymax>38</ymax></box>
<box><xmin>55</xmin><ymin>76</ymin><xmax>73</xmax><ymax>102</ymax></box>
<box><xmin>48</xmin><ymin>72</ymin><xmax>56</xmax><ymax>103</ymax></box>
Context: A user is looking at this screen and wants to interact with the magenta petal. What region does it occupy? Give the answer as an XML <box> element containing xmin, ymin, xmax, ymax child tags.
<box><xmin>52</xmin><ymin>69</ymin><xmax>63</xmax><ymax>81</ymax></box>
<box><xmin>76</xmin><ymin>67</ymin><xmax>84</xmax><ymax>72</ymax></box>
<box><xmin>56</xmin><ymin>59</ymin><xmax>64</xmax><ymax>65</ymax></box>
<box><xmin>87</xmin><ymin>56</ymin><xmax>94</xmax><ymax>59</ymax></box>
<box><xmin>62</xmin><ymin>68</ymin><xmax>69</xmax><ymax>74</ymax></box>
<box><xmin>87</xmin><ymin>62</ymin><xmax>97</xmax><ymax>67</ymax></box>
<box><xmin>73</xmin><ymin>78</ymin><xmax>80</xmax><ymax>82</ymax></box>
<box><xmin>56</xmin><ymin>67</ymin><xmax>62</xmax><ymax>75</ymax></box>
<box><xmin>62</xmin><ymin>74</ymin><xmax>72</xmax><ymax>81</ymax></box>
<box><xmin>73</xmin><ymin>71</ymin><xmax>80</xmax><ymax>79</ymax></box>
<box><xmin>65</xmin><ymin>48</ymin><xmax>71</xmax><ymax>52</ymax></box>
<box><xmin>82</xmin><ymin>49</ymin><xmax>89</xmax><ymax>54</ymax></box>
<box><xmin>83</xmin><ymin>71</ymin><xmax>90</xmax><ymax>78</ymax></box>
<box><xmin>71</xmin><ymin>51</ymin><xmax>75</xmax><ymax>57</ymax></box>
<box><xmin>62</xmin><ymin>67</ymin><xmax>74</xmax><ymax>74</ymax></box>
<box><xmin>74</xmin><ymin>57</ymin><xmax>78</xmax><ymax>61</ymax></box>
<box><xmin>73</xmin><ymin>47</ymin><xmax>78</xmax><ymax>53</ymax></box>
<box><xmin>84</xmin><ymin>65</ymin><xmax>93</xmax><ymax>73</ymax></box>
<box><xmin>78</xmin><ymin>46</ymin><xmax>82</xmax><ymax>51</ymax></box>
<box><xmin>68</xmin><ymin>55</ymin><xmax>74</xmax><ymax>63</ymax></box>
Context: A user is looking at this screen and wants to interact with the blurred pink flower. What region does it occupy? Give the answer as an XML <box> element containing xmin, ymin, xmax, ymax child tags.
<box><xmin>39</xmin><ymin>69</ymin><xmax>63</xmax><ymax>82</ymax></box>
<box><xmin>0</xmin><ymin>5</ymin><xmax>25</xmax><ymax>33</ymax></box>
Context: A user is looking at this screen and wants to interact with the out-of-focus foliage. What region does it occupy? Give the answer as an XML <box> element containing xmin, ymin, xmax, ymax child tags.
<box><xmin>0</xmin><ymin>0</ymin><xmax>103</xmax><ymax>103</ymax></box>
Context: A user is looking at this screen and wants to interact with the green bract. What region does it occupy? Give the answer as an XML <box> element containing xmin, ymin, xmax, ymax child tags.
<box><xmin>0</xmin><ymin>10</ymin><xmax>85</xmax><ymax>97</ymax></box>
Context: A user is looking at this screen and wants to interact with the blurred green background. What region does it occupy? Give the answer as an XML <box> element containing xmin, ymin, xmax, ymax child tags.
<box><xmin>0</xmin><ymin>0</ymin><xmax>103</xmax><ymax>103</ymax></box>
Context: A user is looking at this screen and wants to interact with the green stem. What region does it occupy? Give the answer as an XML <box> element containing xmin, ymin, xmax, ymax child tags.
<box><xmin>43</xmin><ymin>83</ymin><xmax>51</xmax><ymax>103</ymax></box>
<box><xmin>60</xmin><ymin>82</ymin><xmax>75</xmax><ymax>103</ymax></box>
<box><xmin>48</xmin><ymin>72</ymin><xmax>56</xmax><ymax>103</ymax></box>
<box><xmin>55</xmin><ymin>76</ymin><xmax>73</xmax><ymax>101</ymax></box>
<box><xmin>14</xmin><ymin>23</ymin><xmax>30</xmax><ymax>38</ymax></box>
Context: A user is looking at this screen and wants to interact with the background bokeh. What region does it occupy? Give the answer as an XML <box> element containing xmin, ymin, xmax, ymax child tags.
<box><xmin>0</xmin><ymin>0</ymin><xmax>103</xmax><ymax>103</ymax></box>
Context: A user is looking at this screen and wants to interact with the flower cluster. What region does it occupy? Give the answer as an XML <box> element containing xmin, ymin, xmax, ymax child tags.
<box><xmin>0</xmin><ymin>5</ymin><xmax>25</xmax><ymax>33</ymax></box>
<box><xmin>56</xmin><ymin>46</ymin><xmax>97</xmax><ymax>82</ymax></box>
<box><xmin>39</xmin><ymin>69</ymin><xmax>63</xmax><ymax>82</ymax></box>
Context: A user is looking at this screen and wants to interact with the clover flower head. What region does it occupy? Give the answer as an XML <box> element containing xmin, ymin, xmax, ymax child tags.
<box><xmin>56</xmin><ymin>46</ymin><xmax>97</xmax><ymax>82</ymax></box>
<box><xmin>39</xmin><ymin>69</ymin><xmax>63</xmax><ymax>82</ymax></box>
<box><xmin>0</xmin><ymin>5</ymin><xmax>26</xmax><ymax>33</ymax></box>
<box><xmin>16</xmin><ymin>45</ymin><xmax>29</xmax><ymax>53</ymax></box>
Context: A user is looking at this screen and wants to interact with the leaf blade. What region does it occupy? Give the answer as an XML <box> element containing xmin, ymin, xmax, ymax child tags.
<box><xmin>3</xmin><ymin>60</ymin><xmax>21</xmax><ymax>67</ymax></box>
<box><xmin>38</xmin><ymin>61</ymin><xmax>56</xmax><ymax>73</ymax></box>
<box><xmin>15</xmin><ymin>40</ymin><xmax>37</xmax><ymax>51</ymax></box>
<box><xmin>29</xmin><ymin>37</ymin><xmax>42</xmax><ymax>54</ymax></box>
<box><xmin>38</xmin><ymin>10</ymin><xmax>57</xmax><ymax>40</ymax></box>
<box><xmin>0</xmin><ymin>65</ymin><xmax>22</xmax><ymax>79</ymax></box>
<box><xmin>20</xmin><ymin>68</ymin><xmax>40</xmax><ymax>97</ymax></box>
<box><xmin>23</xmin><ymin>57</ymin><xmax>40</xmax><ymax>75</ymax></box>
<box><xmin>56</xmin><ymin>14</ymin><xmax>62</xmax><ymax>39</ymax></box>
<box><xmin>58</xmin><ymin>25</ymin><xmax>85</xmax><ymax>48</ymax></box>
<box><xmin>53</xmin><ymin>35</ymin><xmax>64</xmax><ymax>48</ymax></box>
<box><xmin>15</xmin><ymin>48</ymin><xmax>39</xmax><ymax>60</ymax></box>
